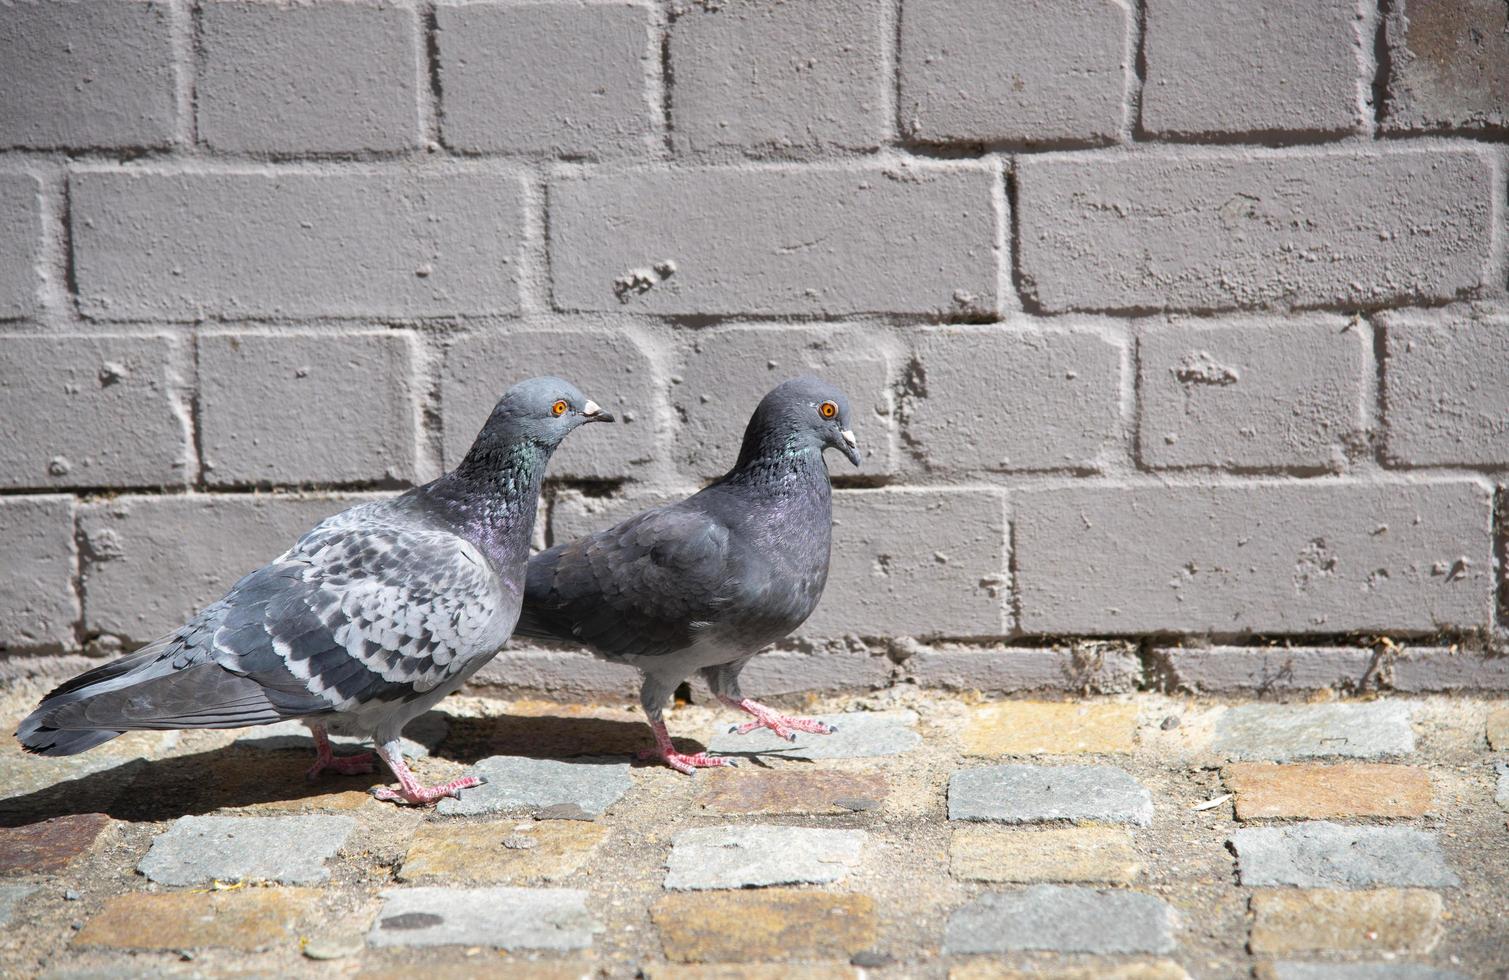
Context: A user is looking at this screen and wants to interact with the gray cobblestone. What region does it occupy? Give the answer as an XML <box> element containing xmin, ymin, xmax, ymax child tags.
<box><xmin>707</xmin><ymin>710</ymin><xmax>920</xmax><ymax>760</ymax></box>
<box><xmin>1232</xmin><ymin>822</ymin><xmax>1459</xmax><ymax>888</ymax></box>
<box><xmin>1214</xmin><ymin>702</ymin><xmax>1416</xmax><ymax>761</ymax></box>
<box><xmin>137</xmin><ymin>815</ymin><xmax>356</xmax><ymax>886</ymax></box>
<box><xmin>948</xmin><ymin>764</ymin><xmax>1154</xmax><ymax>826</ymax></box>
<box><xmin>664</xmin><ymin>825</ymin><xmax>865</xmax><ymax>890</ymax></box>
<box><xmin>437</xmin><ymin>756</ymin><xmax>633</xmax><ymax>818</ymax></box>
<box><xmin>943</xmin><ymin>885</ymin><xmax>1177</xmax><ymax>954</ymax></box>
<box><xmin>368</xmin><ymin>887</ymin><xmax>599</xmax><ymax>950</ymax></box>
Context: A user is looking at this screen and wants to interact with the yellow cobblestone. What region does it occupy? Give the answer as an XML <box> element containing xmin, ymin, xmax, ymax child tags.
<box><xmin>964</xmin><ymin>702</ymin><xmax>1138</xmax><ymax>755</ymax></box>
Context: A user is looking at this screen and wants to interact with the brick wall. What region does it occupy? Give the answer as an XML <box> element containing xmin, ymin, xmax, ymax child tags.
<box><xmin>1</xmin><ymin>0</ymin><xmax>1506</xmax><ymax>695</ymax></box>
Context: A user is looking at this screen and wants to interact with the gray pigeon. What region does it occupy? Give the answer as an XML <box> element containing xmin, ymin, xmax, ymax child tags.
<box><xmin>515</xmin><ymin>376</ymin><xmax>860</xmax><ymax>773</ymax></box>
<box><xmin>17</xmin><ymin>377</ymin><xmax>613</xmax><ymax>805</ymax></box>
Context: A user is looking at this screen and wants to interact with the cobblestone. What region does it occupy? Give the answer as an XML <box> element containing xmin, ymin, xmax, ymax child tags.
<box><xmin>1214</xmin><ymin>702</ymin><xmax>1416</xmax><ymax>761</ymax></box>
<box><xmin>692</xmin><ymin>768</ymin><xmax>890</xmax><ymax>815</ymax></box>
<box><xmin>705</xmin><ymin>710</ymin><xmax>920</xmax><ymax>759</ymax></box>
<box><xmin>1257</xmin><ymin>964</ymin><xmax>1469</xmax><ymax>980</ymax></box>
<box><xmin>1223</xmin><ymin>763</ymin><xmax>1434</xmax><ymax>819</ymax></box>
<box><xmin>397</xmin><ymin>821</ymin><xmax>608</xmax><ymax>884</ymax></box>
<box><xmin>0</xmin><ymin>813</ymin><xmax>111</xmax><ymax>874</ymax></box>
<box><xmin>74</xmin><ymin>889</ymin><xmax>321</xmax><ymax>951</ymax></box>
<box><xmin>664</xmin><ymin>825</ymin><xmax>865</xmax><ymax>890</ymax></box>
<box><xmin>963</xmin><ymin>701</ymin><xmax>1137</xmax><ymax>755</ymax></box>
<box><xmin>943</xmin><ymin>885</ymin><xmax>1178</xmax><ymax>954</ymax></box>
<box><xmin>136</xmin><ymin>814</ymin><xmax>355</xmax><ymax>886</ymax></box>
<box><xmin>1232</xmin><ymin>823</ymin><xmax>1459</xmax><ymax>888</ymax></box>
<box><xmin>0</xmin><ymin>885</ymin><xmax>34</xmax><ymax>927</ymax></box>
<box><xmin>949</xmin><ymin>764</ymin><xmax>1154</xmax><ymax>826</ymax></box>
<box><xmin>1248</xmin><ymin>888</ymin><xmax>1444</xmax><ymax>954</ymax></box>
<box><xmin>653</xmin><ymin>890</ymin><xmax>876</xmax><ymax>962</ymax></box>
<box><xmin>1488</xmin><ymin>705</ymin><xmax>1509</xmax><ymax>749</ymax></box>
<box><xmin>368</xmin><ymin>886</ymin><xmax>599</xmax><ymax>950</ymax></box>
<box><xmin>436</xmin><ymin>756</ymin><xmax>633</xmax><ymax>818</ymax></box>
<box><xmin>949</xmin><ymin>827</ymin><xmax>1140</xmax><ymax>884</ymax></box>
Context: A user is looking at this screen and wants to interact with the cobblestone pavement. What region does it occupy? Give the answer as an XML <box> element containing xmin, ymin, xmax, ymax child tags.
<box><xmin>1</xmin><ymin>682</ymin><xmax>1506</xmax><ymax>979</ymax></box>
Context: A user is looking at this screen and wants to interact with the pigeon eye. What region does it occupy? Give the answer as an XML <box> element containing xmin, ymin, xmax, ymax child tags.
<box><xmin>819</xmin><ymin>401</ymin><xmax>838</xmax><ymax>419</ymax></box>
<box><xmin>551</xmin><ymin>400</ymin><xmax>569</xmax><ymax>417</ymax></box>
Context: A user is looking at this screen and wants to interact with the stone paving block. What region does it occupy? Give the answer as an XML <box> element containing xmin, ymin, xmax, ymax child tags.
<box><xmin>1232</xmin><ymin>823</ymin><xmax>1458</xmax><ymax>888</ymax></box>
<box><xmin>437</xmin><ymin>756</ymin><xmax>632</xmax><ymax>818</ymax></box>
<box><xmin>693</xmin><ymin>769</ymin><xmax>890</xmax><ymax>816</ymax></box>
<box><xmin>0</xmin><ymin>729</ymin><xmax>172</xmax><ymax>808</ymax></box>
<box><xmin>952</xmin><ymin>963</ymin><xmax>1190</xmax><ymax>980</ymax></box>
<box><xmin>1382</xmin><ymin>0</ymin><xmax>1508</xmax><ymax>133</ymax></box>
<box><xmin>235</xmin><ymin>710</ymin><xmax>448</xmax><ymax>760</ymax></box>
<box><xmin>949</xmin><ymin>826</ymin><xmax>1140</xmax><ymax>884</ymax></box>
<box><xmin>368</xmin><ymin>887</ymin><xmax>599</xmax><ymax>949</ymax></box>
<box><xmin>74</xmin><ymin>888</ymin><xmax>320</xmax><ymax>951</ymax></box>
<box><xmin>1495</xmin><ymin>762</ymin><xmax>1508</xmax><ymax>811</ymax></box>
<box><xmin>1257</xmin><ymin>963</ymin><xmax>1469</xmax><ymax>980</ymax></box>
<box><xmin>0</xmin><ymin>494</ymin><xmax>79</xmax><ymax>651</ymax></box>
<box><xmin>949</xmin><ymin>765</ymin><xmax>1153</xmax><ymax>826</ymax></box>
<box><xmin>0</xmin><ymin>813</ymin><xmax>112</xmax><ymax>874</ymax></box>
<box><xmin>137</xmin><ymin>814</ymin><xmax>356</xmax><ymax>886</ymax></box>
<box><xmin>653</xmin><ymin>890</ymin><xmax>876</xmax><ymax>962</ymax></box>
<box><xmin>1248</xmin><ymin>888</ymin><xmax>1443</xmax><ymax>954</ymax></box>
<box><xmin>1488</xmin><ymin>706</ymin><xmax>1509</xmax><ymax>750</ymax></box>
<box><xmin>963</xmin><ymin>702</ymin><xmax>1138</xmax><ymax>755</ymax></box>
<box><xmin>212</xmin><ymin>755</ymin><xmax>376</xmax><ymax>814</ymax></box>
<box><xmin>909</xmin><ymin>644</ymin><xmax>1142</xmax><ymax>694</ymax></box>
<box><xmin>646</xmin><ymin>966</ymin><xmax>858</xmax><ymax>980</ymax></box>
<box><xmin>706</xmin><ymin>711</ymin><xmax>920</xmax><ymax>760</ymax></box>
<box><xmin>397</xmin><ymin>821</ymin><xmax>608</xmax><ymax>884</ymax></box>
<box><xmin>356</xmin><ymin>964</ymin><xmax>598</xmax><ymax>980</ymax></box>
<box><xmin>1380</xmin><ymin>310</ymin><xmax>1509</xmax><ymax>467</ymax></box>
<box><xmin>943</xmin><ymin>885</ymin><xmax>1178</xmax><ymax>954</ymax></box>
<box><xmin>0</xmin><ymin>173</ymin><xmax>42</xmax><ymax>318</ymax></box>
<box><xmin>1214</xmin><ymin>702</ymin><xmax>1416</xmax><ymax>761</ymax></box>
<box><xmin>1224</xmin><ymin>762</ymin><xmax>1433</xmax><ymax>819</ymax></box>
<box><xmin>0</xmin><ymin>884</ymin><xmax>35</xmax><ymax>927</ymax></box>
<box><xmin>664</xmin><ymin>825</ymin><xmax>865</xmax><ymax>891</ymax></box>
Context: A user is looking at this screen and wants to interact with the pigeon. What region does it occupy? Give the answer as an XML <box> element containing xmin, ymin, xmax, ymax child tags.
<box><xmin>515</xmin><ymin>376</ymin><xmax>861</xmax><ymax>773</ymax></box>
<box><xmin>17</xmin><ymin>377</ymin><xmax>614</xmax><ymax>805</ymax></box>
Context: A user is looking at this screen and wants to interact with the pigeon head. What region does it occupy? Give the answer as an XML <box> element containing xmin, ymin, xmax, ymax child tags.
<box><xmin>483</xmin><ymin>376</ymin><xmax>615</xmax><ymax>447</ymax></box>
<box><xmin>737</xmin><ymin>376</ymin><xmax>861</xmax><ymax>468</ymax></box>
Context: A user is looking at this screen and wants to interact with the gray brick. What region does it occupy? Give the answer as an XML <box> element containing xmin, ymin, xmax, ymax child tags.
<box><xmin>198</xmin><ymin>330</ymin><xmax>419</xmax><ymax>487</ymax></box>
<box><xmin>1391</xmin><ymin>648</ymin><xmax>1509</xmax><ymax>692</ymax></box>
<box><xmin>73</xmin><ymin>170</ymin><xmax>524</xmax><ymax>320</ymax></box>
<box><xmin>944</xmin><ymin>885</ymin><xmax>1176</xmax><ymax>954</ymax></box>
<box><xmin>664</xmin><ymin>826</ymin><xmax>865</xmax><ymax>890</ymax></box>
<box><xmin>438</xmin><ymin>0</ymin><xmax>655</xmax><ymax>157</ymax></box>
<box><xmin>674</xmin><ymin>325</ymin><xmax>896</xmax><ymax>478</ymax></box>
<box><xmin>805</xmin><ymin>489</ymin><xmax>1008</xmax><ymax>639</ymax></box>
<box><xmin>1016</xmin><ymin>482</ymin><xmax>1492</xmax><ymax>635</ymax></box>
<box><xmin>198</xmin><ymin>0</ymin><xmax>421</xmax><ymax>154</ymax></box>
<box><xmin>0</xmin><ymin>496</ymin><xmax>79</xmax><ymax>652</ymax></box>
<box><xmin>471</xmin><ymin>647</ymin><xmax>641</xmax><ymax>699</ymax></box>
<box><xmin>0</xmin><ymin>174</ymin><xmax>42</xmax><ymax>319</ymax></box>
<box><xmin>899</xmin><ymin>0</ymin><xmax>1129</xmax><ymax>146</ymax></box>
<box><xmin>907</xmin><ymin>323</ymin><xmax>1122</xmax><ymax>474</ymax></box>
<box><xmin>138</xmin><ymin>815</ymin><xmax>356</xmax><ymax>886</ymax></box>
<box><xmin>1142</xmin><ymin>0</ymin><xmax>1362</xmax><ymax>139</ymax></box>
<box><xmin>0</xmin><ymin>0</ymin><xmax>175</xmax><ymax>149</ymax></box>
<box><xmin>1152</xmin><ymin>646</ymin><xmax>1377</xmax><ymax>693</ymax></box>
<box><xmin>442</xmin><ymin>325</ymin><xmax>658</xmax><ymax>482</ymax></box>
<box><xmin>703</xmin><ymin>648</ymin><xmax>894</xmax><ymax>698</ymax></box>
<box><xmin>1380</xmin><ymin>310</ymin><xmax>1509</xmax><ymax>468</ymax></box>
<box><xmin>0</xmin><ymin>334</ymin><xmax>192</xmax><ymax>489</ymax></box>
<box><xmin>369</xmin><ymin>887</ymin><xmax>598</xmax><ymax>950</ymax></box>
<box><xmin>1382</xmin><ymin>0</ymin><xmax>1508</xmax><ymax>134</ymax></box>
<box><xmin>1137</xmin><ymin>316</ymin><xmax>1367</xmax><ymax>471</ymax></box>
<box><xmin>669</xmin><ymin>0</ymin><xmax>886</xmax><ymax>157</ymax></box>
<box><xmin>1214</xmin><ymin>702</ymin><xmax>1415</xmax><ymax>761</ymax></box>
<box><xmin>908</xmin><ymin>644</ymin><xmax>1141</xmax><ymax>693</ymax></box>
<box><xmin>549</xmin><ymin>163</ymin><xmax>999</xmax><ymax>316</ymax></box>
<box><xmin>1016</xmin><ymin>149</ymin><xmax>1494</xmax><ymax>314</ymax></box>
<box><xmin>1232</xmin><ymin>822</ymin><xmax>1458</xmax><ymax>888</ymax></box>
<box><xmin>949</xmin><ymin>764</ymin><xmax>1154</xmax><ymax>826</ymax></box>
<box><xmin>79</xmin><ymin>493</ymin><xmax>371</xmax><ymax>644</ymax></box>
<box><xmin>1262</xmin><ymin>965</ymin><xmax>1468</xmax><ymax>980</ymax></box>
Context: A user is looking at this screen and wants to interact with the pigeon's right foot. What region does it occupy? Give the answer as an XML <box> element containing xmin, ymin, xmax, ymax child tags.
<box><xmin>305</xmin><ymin>723</ymin><xmax>378</xmax><ymax>781</ymax></box>
<box><xmin>370</xmin><ymin>739</ymin><xmax>483</xmax><ymax>806</ymax></box>
<box><xmin>720</xmin><ymin>697</ymin><xmax>836</xmax><ymax>742</ymax></box>
<box><xmin>643</xmin><ymin>719</ymin><xmax>732</xmax><ymax>775</ymax></box>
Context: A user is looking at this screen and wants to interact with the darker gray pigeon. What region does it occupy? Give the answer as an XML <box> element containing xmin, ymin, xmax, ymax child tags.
<box><xmin>17</xmin><ymin>377</ymin><xmax>613</xmax><ymax>805</ymax></box>
<box><xmin>515</xmin><ymin>376</ymin><xmax>860</xmax><ymax>773</ymax></box>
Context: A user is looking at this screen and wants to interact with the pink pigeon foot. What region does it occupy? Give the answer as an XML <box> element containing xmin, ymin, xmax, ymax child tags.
<box><xmin>721</xmin><ymin>697</ymin><xmax>836</xmax><ymax>742</ymax></box>
<box><xmin>369</xmin><ymin>741</ymin><xmax>483</xmax><ymax>806</ymax></box>
<box><xmin>305</xmin><ymin>723</ymin><xmax>378</xmax><ymax>781</ymax></box>
<box><xmin>641</xmin><ymin>720</ymin><xmax>734</xmax><ymax>775</ymax></box>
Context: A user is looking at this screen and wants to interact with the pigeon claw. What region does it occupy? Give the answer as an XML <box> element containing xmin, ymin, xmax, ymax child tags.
<box><xmin>638</xmin><ymin>747</ymin><xmax>734</xmax><ymax>776</ymax></box>
<box><xmin>371</xmin><ymin>775</ymin><xmax>483</xmax><ymax>806</ymax></box>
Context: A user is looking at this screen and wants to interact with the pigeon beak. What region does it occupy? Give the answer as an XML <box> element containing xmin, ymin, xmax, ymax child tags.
<box><xmin>581</xmin><ymin>400</ymin><xmax>615</xmax><ymax>423</ymax></box>
<box><xmin>839</xmin><ymin>429</ymin><xmax>861</xmax><ymax>467</ymax></box>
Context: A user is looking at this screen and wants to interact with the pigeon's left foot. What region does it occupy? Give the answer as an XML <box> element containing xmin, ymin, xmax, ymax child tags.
<box><xmin>721</xmin><ymin>697</ymin><xmax>836</xmax><ymax>742</ymax></box>
<box><xmin>643</xmin><ymin>720</ymin><xmax>733</xmax><ymax>775</ymax></box>
<box><xmin>305</xmin><ymin>724</ymin><xmax>377</xmax><ymax>781</ymax></box>
<box><xmin>369</xmin><ymin>740</ymin><xmax>482</xmax><ymax>806</ymax></box>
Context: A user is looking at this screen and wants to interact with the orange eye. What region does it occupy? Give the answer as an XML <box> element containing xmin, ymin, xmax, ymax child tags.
<box><xmin>819</xmin><ymin>401</ymin><xmax>838</xmax><ymax>419</ymax></box>
<box><xmin>551</xmin><ymin>400</ymin><xmax>569</xmax><ymax>416</ymax></box>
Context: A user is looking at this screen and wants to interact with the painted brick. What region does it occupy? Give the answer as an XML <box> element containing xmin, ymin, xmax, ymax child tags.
<box><xmin>0</xmin><ymin>0</ymin><xmax>175</xmax><ymax>150</ymax></box>
<box><xmin>673</xmin><ymin>325</ymin><xmax>896</xmax><ymax>478</ymax></box>
<box><xmin>471</xmin><ymin>647</ymin><xmax>642</xmax><ymax>699</ymax></box>
<box><xmin>907</xmin><ymin>644</ymin><xmax>1142</xmax><ymax>693</ymax></box>
<box><xmin>79</xmin><ymin>493</ymin><xmax>370</xmax><ymax>644</ymax></box>
<box><xmin>549</xmin><ymin>163</ymin><xmax>1000</xmax><ymax>316</ymax></box>
<box><xmin>442</xmin><ymin>325</ymin><xmax>658</xmax><ymax>481</ymax></box>
<box><xmin>1151</xmin><ymin>646</ymin><xmax>1378</xmax><ymax>693</ymax></box>
<box><xmin>1142</xmin><ymin>0</ymin><xmax>1362</xmax><ymax>138</ymax></box>
<box><xmin>907</xmin><ymin>323</ymin><xmax>1122</xmax><ymax>474</ymax></box>
<box><xmin>438</xmin><ymin>1</ymin><xmax>655</xmax><ymax>157</ymax></box>
<box><xmin>1391</xmin><ymin>648</ymin><xmax>1509</xmax><ymax>692</ymax></box>
<box><xmin>1137</xmin><ymin>316</ymin><xmax>1367</xmax><ymax>472</ymax></box>
<box><xmin>1382</xmin><ymin>0</ymin><xmax>1509</xmax><ymax>133</ymax></box>
<box><xmin>0</xmin><ymin>496</ymin><xmax>79</xmax><ymax>652</ymax></box>
<box><xmin>0</xmin><ymin>334</ymin><xmax>192</xmax><ymax>489</ymax></box>
<box><xmin>1016</xmin><ymin>149</ymin><xmax>1494</xmax><ymax>314</ymax></box>
<box><xmin>198</xmin><ymin>0</ymin><xmax>421</xmax><ymax>154</ymax></box>
<box><xmin>807</xmin><ymin>488</ymin><xmax>1009</xmax><ymax>638</ymax></box>
<box><xmin>1380</xmin><ymin>310</ymin><xmax>1509</xmax><ymax>468</ymax></box>
<box><xmin>899</xmin><ymin>0</ymin><xmax>1128</xmax><ymax>146</ymax></box>
<box><xmin>72</xmin><ymin>170</ymin><xmax>524</xmax><ymax>320</ymax></box>
<box><xmin>198</xmin><ymin>330</ymin><xmax>419</xmax><ymax>487</ymax></box>
<box><xmin>0</xmin><ymin>174</ymin><xmax>42</xmax><ymax>319</ymax></box>
<box><xmin>669</xmin><ymin>0</ymin><xmax>886</xmax><ymax>157</ymax></box>
<box><xmin>1015</xmin><ymin>482</ymin><xmax>1492</xmax><ymax>634</ymax></box>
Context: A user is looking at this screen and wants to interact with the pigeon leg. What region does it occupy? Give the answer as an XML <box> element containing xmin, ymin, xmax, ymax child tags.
<box><xmin>719</xmin><ymin>696</ymin><xmax>836</xmax><ymax>742</ymax></box>
<box><xmin>638</xmin><ymin>719</ymin><xmax>734</xmax><ymax>775</ymax></box>
<box><xmin>304</xmin><ymin>723</ymin><xmax>377</xmax><ymax>781</ymax></box>
<box><xmin>369</xmin><ymin>740</ymin><xmax>483</xmax><ymax>805</ymax></box>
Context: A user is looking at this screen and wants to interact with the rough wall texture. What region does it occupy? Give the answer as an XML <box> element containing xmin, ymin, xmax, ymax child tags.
<box><xmin>1</xmin><ymin>0</ymin><xmax>1507</xmax><ymax>695</ymax></box>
